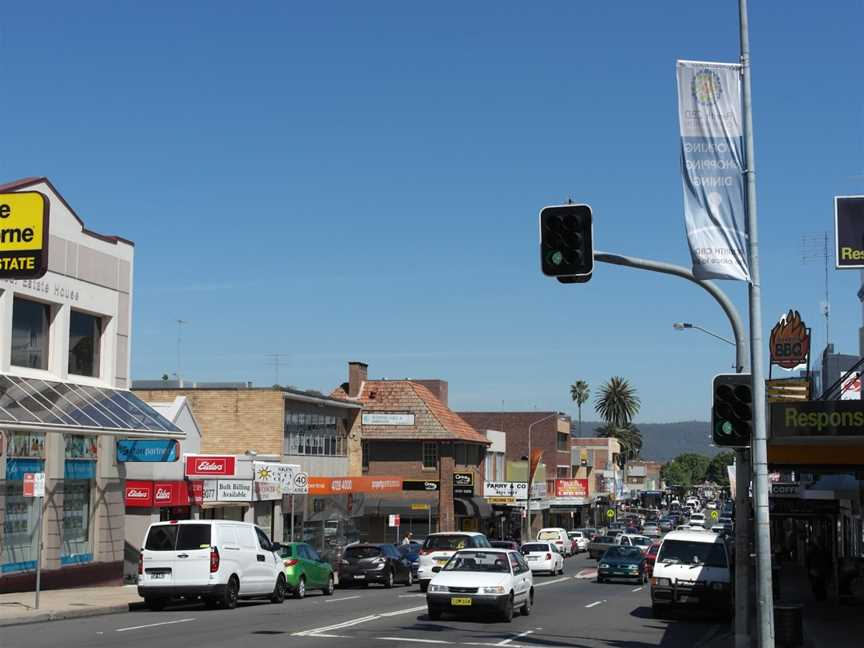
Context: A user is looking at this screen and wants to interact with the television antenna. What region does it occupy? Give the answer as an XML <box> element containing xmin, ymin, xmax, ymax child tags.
<box><xmin>801</xmin><ymin>232</ymin><xmax>831</xmax><ymax>350</ymax></box>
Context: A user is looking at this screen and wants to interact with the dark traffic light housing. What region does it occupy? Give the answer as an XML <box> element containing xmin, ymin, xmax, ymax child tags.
<box><xmin>712</xmin><ymin>373</ymin><xmax>753</xmax><ymax>447</ymax></box>
<box><xmin>539</xmin><ymin>204</ymin><xmax>593</xmax><ymax>280</ymax></box>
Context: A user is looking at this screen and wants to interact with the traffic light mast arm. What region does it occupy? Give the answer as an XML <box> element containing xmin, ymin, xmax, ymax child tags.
<box><xmin>593</xmin><ymin>250</ymin><xmax>747</xmax><ymax>372</ymax></box>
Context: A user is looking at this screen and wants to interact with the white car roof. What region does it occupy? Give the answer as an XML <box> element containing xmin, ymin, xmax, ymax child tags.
<box><xmin>426</xmin><ymin>531</ymin><xmax>486</xmax><ymax>537</ymax></box>
<box><xmin>663</xmin><ymin>530</ymin><xmax>721</xmax><ymax>543</ymax></box>
<box><xmin>454</xmin><ymin>547</ymin><xmax>511</xmax><ymax>553</ymax></box>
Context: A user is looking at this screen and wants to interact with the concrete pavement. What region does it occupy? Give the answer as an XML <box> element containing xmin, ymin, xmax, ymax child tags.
<box><xmin>0</xmin><ymin>555</ymin><xmax>729</xmax><ymax>648</ymax></box>
<box><xmin>0</xmin><ymin>584</ymin><xmax>143</xmax><ymax>627</ymax></box>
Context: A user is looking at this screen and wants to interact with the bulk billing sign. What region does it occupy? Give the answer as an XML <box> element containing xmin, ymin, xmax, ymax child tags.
<box><xmin>0</xmin><ymin>192</ymin><xmax>50</xmax><ymax>279</ymax></box>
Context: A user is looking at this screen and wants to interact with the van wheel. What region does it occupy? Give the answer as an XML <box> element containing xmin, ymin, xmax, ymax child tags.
<box><xmin>322</xmin><ymin>575</ymin><xmax>335</xmax><ymax>596</ymax></box>
<box><xmin>293</xmin><ymin>576</ymin><xmax>306</xmax><ymax>599</ymax></box>
<box><xmin>146</xmin><ymin>597</ymin><xmax>166</xmax><ymax>611</ymax></box>
<box><xmin>221</xmin><ymin>576</ymin><xmax>239</xmax><ymax>609</ymax></box>
<box><xmin>270</xmin><ymin>575</ymin><xmax>287</xmax><ymax>603</ymax></box>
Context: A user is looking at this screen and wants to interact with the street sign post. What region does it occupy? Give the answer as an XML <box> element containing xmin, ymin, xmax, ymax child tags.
<box><xmin>23</xmin><ymin>473</ymin><xmax>45</xmax><ymax>609</ymax></box>
<box><xmin>389</xmin><ymin>514</ymin><xmax>401</xmax><ymax>544</ymax></box>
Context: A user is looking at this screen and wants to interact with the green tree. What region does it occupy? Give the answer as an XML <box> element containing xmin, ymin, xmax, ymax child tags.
<box><xmin>661</xmin><ymin>461</ymin><xmax>691</xmax><ymax>487</ymax></box>
<box><xmin>595</xmin><ymin>377</ymin><xmax>641</xmax><ymax>427</ymax></box>
<box><xmin>661</xmin><ymin>452</ymin><xmax>713</xmax><ymax>488</ymax></box>
<box><xmin>596</xmin><ymin>423</ymin><xmax>642</xmax><ymax>462</ymax></box>
<box><xmin>706</xmin><ymin>451</ymin><xmax>735</xmax><ymax>485</ymax></box>
<box><xmin>569</xmin><ymin>380</ymin><xmax>590</xmax><ymax>437</ymax></box>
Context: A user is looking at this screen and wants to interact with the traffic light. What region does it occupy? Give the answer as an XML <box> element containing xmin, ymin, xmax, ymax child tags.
<box><xmin>712</xmin><ymin>373</ymin><xmax>753</xmax><ymax>447</ymax></box>
<box><xmin>539</xmin><ymin>204</ymin><xmax>593</xmax><ymax>279</ymax></box>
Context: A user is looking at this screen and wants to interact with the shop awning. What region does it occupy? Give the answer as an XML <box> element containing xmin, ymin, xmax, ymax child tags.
<box><xmin>0</xmin><ymin>375</ymin><xmax>183</xmax><ymax>438</ymax></box>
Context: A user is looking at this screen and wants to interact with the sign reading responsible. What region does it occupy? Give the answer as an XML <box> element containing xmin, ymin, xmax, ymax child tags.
<box><xmin>0</xmin><ymin>192</ymin><xmax>49</xmax><ymax>279</ymax></box>
<box><xmin>835</xmin><ymin>196</ymin><xmax>864</xmax><ymax>268</ymax></box>
<box><xmin>771</xmin><ymin>400</ymin><xmax>864</xmax><ymax>438</ymax></box>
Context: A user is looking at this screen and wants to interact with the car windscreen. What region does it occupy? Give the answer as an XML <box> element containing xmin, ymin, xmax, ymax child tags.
<box><xmin>443</xmin><ymin>552</ymin><xmax>510</xmax><ymax>573</ymax></box>
<box><xmin>630</xmin><ymin>536</ymin><xmax>651</xmax><ymax>547</ymax></box>
<box><xmin>605</xmin><ymin>546</ymin><xmax>642</xmax><ymax>559</ymax></box>
<box><xmin>657</xmin><ymin>539</ymin><xmax>727</xmax><ymax>568</ymax></box>
<box><xmin>595</xmin><ymin>536</ymin><xmax>615</xmax><ymax>544</ymax></box>
<box><xmin>145</xmin><ymin>524</ymin><xmax>211</xmax><ymax>551</ymax></box>
<box><xmin>537</xmin><ymin>530</ymin><xmax>559</xmax><ymax>540</ymax></box>
<box><xmin>521</xmin><ymin>543</ymin><xmax>549</xmax><ymax>553</ymax></box>
<box><xmin>423</xmin><ymin>535</ymin><xmax>472</xmax><ymax>551</ymax></box>
<box><xmin>345</xmin><ymin>546</ymin><xmax>381</xmax><ymax>560</ymax></box>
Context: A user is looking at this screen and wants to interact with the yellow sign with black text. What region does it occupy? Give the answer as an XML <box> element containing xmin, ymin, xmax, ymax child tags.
<box><xmin>0</xmin><ymin>192</ymin><xmax>49</xmax><ymax>279</ymax></box>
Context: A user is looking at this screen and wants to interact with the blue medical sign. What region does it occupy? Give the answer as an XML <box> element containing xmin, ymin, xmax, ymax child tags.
<box><xmin>116</xmin><ymin>439</ymin><xmax>179</xmax><ymax>463</ymax></box>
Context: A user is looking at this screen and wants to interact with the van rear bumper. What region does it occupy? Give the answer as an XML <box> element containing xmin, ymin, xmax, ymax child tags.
<box><xmin>138</xmin><ymin>584</ymin><xmax>226</xmax><ymax>599</ymax></box>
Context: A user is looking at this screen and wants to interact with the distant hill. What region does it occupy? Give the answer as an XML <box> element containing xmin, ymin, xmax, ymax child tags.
<box><xmin>572</xmin><ymin>421</ymin><xmax>717</xmax><ymax>463</ymax></box>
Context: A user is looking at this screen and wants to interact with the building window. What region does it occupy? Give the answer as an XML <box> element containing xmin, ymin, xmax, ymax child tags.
<box><xmin>11</xmin><ymin>298</ymin><xmax>50</xmax><ymax>370</ymax></box>
<box><xmin>467</xmin><ymin>444</ymin><xmax>480</xmax><ymax>466</ymax></box>
<box><xmin>283</xmin><ymin>409</ymin><xmax>348</xmax><ymax>457</ymax></box>
<box><xmin>68</xmin><ymin>311</ymin><xmax>102</xmax><ymax>377</ymax></box>
<box><xmin>557</xmin><ymin>433</ymin><xmax>569</xmax><ymax>452</ymax></box>
<box><xmin>556</xmin><ymin>466</ymin><xmax>569</xmax><ymax>478</ymax></box>
<box><xmin>62</xmin><ymin>481</ymin><xmax>91</xmax><ymax>562</ymax></box>
<box><xmin>362</xmin><ymin>441</ymin><xmax>369</xmax><ymax>471</ymax></box>
<box><xmin>422</xmin><ymin>442</ymin><xmax>438</xmax><ymax>469</ymax></box>
<box><xmin>455</xmin><ymin>443</ymin><xmax>467</xmax><ymax>465</ymax></box>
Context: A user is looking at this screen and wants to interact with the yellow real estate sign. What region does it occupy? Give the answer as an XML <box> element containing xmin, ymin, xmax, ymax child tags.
<box><xmin>0</xmin><ymin>192</ymin><xmax>49</xmax><ymax>278</ymax></box>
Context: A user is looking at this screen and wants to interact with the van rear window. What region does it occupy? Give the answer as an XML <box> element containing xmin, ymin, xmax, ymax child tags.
<box><xmin>657</xmin><ymin>539</ymin><xmax>727</xmax><ymax>568</ymax></box>
<box><xmin>538</xmin><ymin>531</ymin><xmax>559</xmax><ymax>540</ymax></box>
<box><xmin>145</xmin><ymin>524</ymin><xmax>211</xmax><ymax>551</ymax></box>
<box><xmin>423</xmin><ymin>535</ymin><xmax>473</xmax><ymax>551</ymax></box>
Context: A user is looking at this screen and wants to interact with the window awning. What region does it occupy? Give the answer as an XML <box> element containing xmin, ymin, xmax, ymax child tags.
<box><xmin>0</xmin><ymin>375</ymin><xmax>183</xmax><ymax>439</ymax></box>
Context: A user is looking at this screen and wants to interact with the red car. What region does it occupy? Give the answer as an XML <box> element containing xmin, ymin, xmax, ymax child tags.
<box><xmin>645</xmin><ymin>542</ymin><xmax>661</xmax><ymax>576</ymax></box>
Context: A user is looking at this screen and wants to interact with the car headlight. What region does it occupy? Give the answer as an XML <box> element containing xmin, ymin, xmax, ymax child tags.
<box><xmin>651</xmin><ymin>577</ymin><xmax>671</xmax><ymax>587</ymax></box>
<box><xmin>627</xmin><ymin>564</ymin><xmax>639</xmax><ymax>571</ymax></box>
<box><xmin>481</xmin><ymin>586</ymin><xmax>506</xmax><ymax>594</ymax></box>
<box><xmin>711</xmin><ymin>582</ymin><xmax>729</xmax><ymax>590</ymax></box>
<box><xmin>428</xmin><ymin>584</ymin><xmax>448</xmax><ymax>593</ymax></box>
<box><xmin>599</xmin><ymin>563</ymin><xmax>610</xmax><ymax>569</ymax></box>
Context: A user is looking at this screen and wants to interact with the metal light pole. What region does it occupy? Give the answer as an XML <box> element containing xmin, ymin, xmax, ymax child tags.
<box><xmin>673</xmin><ymin>322</ymin><xmax>735</xmax><ymax>347</ymax></box>
<box><xmin>738</xmin><ymin>1</ymin><xmax>775</xmax><ymax>645</ymax></box>
<box><xmin>524</xmin><ymin>412</ymin><xmax>558</xmax><ymax>544</ymax></box>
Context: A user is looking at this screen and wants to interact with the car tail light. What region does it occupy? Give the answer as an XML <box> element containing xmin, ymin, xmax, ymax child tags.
<box><xmin>210</xmin><ymin>546</ymin><xmax>220</xmax><ymax>573</ymax></box>
<box><xmin>284</xmin><ymin>559</ymin><xmax>299</xmax><ymax>567</ymax></box>
<box><xmin>419</xmin><ymin>548</ymin><xmax>431</xmax><ymax>555</ymax></box>
<box><xmin>138</xmin><ymin>551</ymin><xmax>143</xmax><ymax>575</ymax></box>
<box><xmin>545</xmin><ymin>553</ymin><xmax>551</xmax><ymax>560</ymax></box>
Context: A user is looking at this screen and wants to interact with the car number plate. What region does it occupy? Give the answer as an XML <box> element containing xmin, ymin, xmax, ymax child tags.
<box><xmin>678</xmin><ymin>595</ymin><xmax>696</xmax><ymax>603</ymax></box>
<box><xmin>450</xmin><ymin>597</ymin><xmax>472</xmax><ymax>606</ymax></box>
<box><xmin>526</xmin><ymin>556</ymin><xmax>537</xmax><ymax>560</ymax></box>
<box><xmin>354</xmin><ymin>574</ymin><xmax>365</xmax><ymax>579</ymax></box>
<box><xmin>435</xmin><ymin>558</ymin><xmax>448</xmax><ymax>564</ymax></box>
<box><xmin>150</xmin><ymin>572</ymin><xmax>166</xmax><ymax>580</ymax></box>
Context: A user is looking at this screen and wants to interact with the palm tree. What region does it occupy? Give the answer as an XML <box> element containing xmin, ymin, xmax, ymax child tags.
<box><xmin>569</xmin><ymin>380</ymin><xmax>590</xmax><ymax>437</ymax></box>
<box><xmin>595</xmin><ymin>377</ymin><xmax>641</xmax><ymax>428</ymax></box>
<box><xmin>595</xmin><ymin>377</ymin><xmax>642</xmax><ymax>462</ymax></box>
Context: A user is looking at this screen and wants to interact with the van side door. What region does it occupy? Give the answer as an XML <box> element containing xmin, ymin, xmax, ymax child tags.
<box><xmin>255</xmin><ymin>527</ymin><xmax>280</xmax><ymax>593</ymax></box>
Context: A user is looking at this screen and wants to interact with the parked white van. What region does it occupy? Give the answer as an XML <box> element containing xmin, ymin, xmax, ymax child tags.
<box><xmin>537</xmin><ymin>528</ymin><xmax>573</xmax><ymax>557</ymax></box>
<box><xmin>138</xmin><ymin>520</ymin><xmax>286</xmax><ymax>610</ymax></box>
<box><xmin>650</xmin><ymin>530</ymin><xmax>731</xmax><ymax>618</ymax></box>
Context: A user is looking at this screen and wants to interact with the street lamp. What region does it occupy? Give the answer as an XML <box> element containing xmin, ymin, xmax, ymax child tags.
<box><xmin>672</xmin><ymin>321</ymin><xmax>735</xmax><ymax>346</ymax></box>
<box><xmin>524</xmin><ymin>412</ymin><xmax>562</xmax><ymax>543</ymax></box>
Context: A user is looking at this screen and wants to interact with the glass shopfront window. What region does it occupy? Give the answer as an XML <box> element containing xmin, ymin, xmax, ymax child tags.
<box><xmin>62</xmin><ymin>434</ymin><xmax>97</xmax><ymax>564</ymax></box>
<box><xmin>284</xmin><ymin>409</ymin><xmax>348</xmax><ymax>457</ymax></box>
<box><xmin>11</xmin><ymin>297</ymin><xmax>50</xmax><ymax>370</ymax></box>
<box><xmin>68</xmin><ymin>310</ymin><xmax>102</xmax><ymax>377</ymax></box>
<box><xmin>2</xmin><ymin>431</ymin><xmax>45</xmax><ymax>573</ymax></box>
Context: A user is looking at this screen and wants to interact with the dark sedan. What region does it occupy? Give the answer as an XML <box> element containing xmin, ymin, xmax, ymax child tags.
<box><xmin>597</xmin><ymin>546</ymin><xmax>648</xmax><ymax>584</ymax></box>
<box><xmin>490</xmin><ymin>540</ymin><xmax>520</xmax><ymax>551</ymax></box>
<box><xmin>339</xmin><ymin>543</ymin><xmax>413</xmax><ymax>588</ymax></box>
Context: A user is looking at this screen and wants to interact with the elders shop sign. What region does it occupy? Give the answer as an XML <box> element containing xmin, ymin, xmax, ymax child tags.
<box><xmin>0</xmin><ymin>192</ymin><xmax>49</xmax><ymax>279</ymax></box>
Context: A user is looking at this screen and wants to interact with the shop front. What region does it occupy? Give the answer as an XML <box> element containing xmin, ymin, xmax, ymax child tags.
<box><xmin>549</xmin><ymin>478</ymin><xmax>590</xmax><ymax>528</ymax></box>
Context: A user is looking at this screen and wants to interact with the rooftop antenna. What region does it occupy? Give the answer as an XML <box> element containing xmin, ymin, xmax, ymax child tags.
<box><xmin>801</xmin><ymin>232</ymin><xmax>831</xmax><ymax>351</ymax></box>
<box><xmin>176</xmin><ymin>319</ymin><xmax>188</xmax><ymax>387</ymax></box>
<box><xmin>265</xmin><ymin>353</ymin><xmax>290</xmax><ymax>386</ymax></box>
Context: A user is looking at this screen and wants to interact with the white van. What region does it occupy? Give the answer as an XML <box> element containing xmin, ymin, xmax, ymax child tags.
<box><xmin>138</xmin><ymin>520</ymin><xmax>286</xmax><ymax>610</ymax></box>
<box><xmin>537</xmin><ymin>528</ymin><xmax>573</xmax><ymax>557</ymax></box>
<box><xmin>650</xmin><ymin>530</ymin><xmax>731</xmax><ymax>618</ymax></box>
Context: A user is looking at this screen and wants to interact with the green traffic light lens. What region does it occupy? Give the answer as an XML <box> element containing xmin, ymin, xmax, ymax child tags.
<box><xmin>721</xmin><ymin>421</ymin><xmax>733</xmax><ymax>435</ymax></box>
<box><xmin>550</xmin><ymin>251</ymin><xmax>564</xmax><ymax>266</ymax></box>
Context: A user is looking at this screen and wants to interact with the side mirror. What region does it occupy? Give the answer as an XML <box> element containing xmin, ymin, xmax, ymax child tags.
<box><xmin>431</xmin><ymin>566</ymin><xmax>442</xmax><ymax>574</ymax></box>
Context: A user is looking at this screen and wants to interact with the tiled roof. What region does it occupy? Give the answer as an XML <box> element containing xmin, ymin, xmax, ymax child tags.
<box><xmin>331</xmin><ymin>380</ymin><xmax>488</xmax><ymax>443</ymax></box>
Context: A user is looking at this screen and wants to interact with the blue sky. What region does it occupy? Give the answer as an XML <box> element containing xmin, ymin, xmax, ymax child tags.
<box><xmin>1</xmin><ymin>2</ymin><xmax>862</xmax><ymax>422</ymax></box>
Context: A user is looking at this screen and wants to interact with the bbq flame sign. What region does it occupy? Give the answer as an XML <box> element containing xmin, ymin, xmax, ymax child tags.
<box><xmin>769</xmin><ymin>310</ymin><xmax>810</xmax><ymax>370</ymax></box>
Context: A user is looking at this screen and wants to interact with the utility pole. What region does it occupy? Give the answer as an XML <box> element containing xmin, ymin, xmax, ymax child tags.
<box><xmin>738</xmin><ymin>1</ymin><xmax>775</xmax><ymax>645</ymax></box>
<box><xmin>176</xmin><ymin>319</ymin><xmax>188</xmax><ymax>387</ymax></box>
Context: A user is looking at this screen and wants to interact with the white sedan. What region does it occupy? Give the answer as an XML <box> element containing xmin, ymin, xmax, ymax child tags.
<box><xmin>567</xmin><ymin>531</ymin><xmax>589</xmax><ymax>553</ymax></box>
<box><xmin>520</xmin><ymin>542</ymin><xmax>565</xmax><ymax>575</ymax></box>
<box><xmin>426</xmin><ymin>549</ymin><xmax>533</xmax><ymax>622</ymax></box>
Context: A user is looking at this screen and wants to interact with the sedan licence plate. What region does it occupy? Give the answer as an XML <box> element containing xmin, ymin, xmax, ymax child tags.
<box><xmin>354</xmin><ymin>574</ymin><xmax>365</xmax><ymax>580</ymax></box>
<box><xmin>450</xmin><ymin>597</ymin><xmax>472</xmax><ymax>606</ymax></box>
<box><xmin>435</xmin><ymin>558</ymin><xmax>448</xmax><ymax>565</ymax></box>
<box><xmin>150</xmin><ymin>572</ymin><xmax>166</xmax><ymax>580</ymax></box>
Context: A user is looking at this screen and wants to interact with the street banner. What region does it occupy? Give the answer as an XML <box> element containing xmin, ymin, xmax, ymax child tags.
<box><xmin>676</xmin><ymin>60</ymin><xmax>749</xmax><ymax>281</ymax></box>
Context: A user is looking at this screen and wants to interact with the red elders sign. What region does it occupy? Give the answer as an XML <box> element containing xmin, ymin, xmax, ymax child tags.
<box><xmin>185</xmin><ymin>455</ymin><xmax>236</xmax><ymax>477</ymax></box>
<box><xmin>125</xmin><ymin>480</ymin><xmax>154</xmax><ymax>507</ymax></box>
<box><xmin>555</xmin><ymin>479</ymin><xmax>589</xmax><ymax>498</ymax></box>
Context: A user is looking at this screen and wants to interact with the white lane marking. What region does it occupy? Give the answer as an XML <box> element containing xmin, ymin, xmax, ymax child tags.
<box><xmin>326</xmin><ymin>595</ymin><xmax>362</xmax><ymax>603</ymax></box>
<box><xmin>377</xmin><ymin>638</ymin><xmax>450</xmax><ymax>644</ymax></box>
<box><xmin>305</xmin><ymin>634</ymin><xmax>349</xmax><ymax>638</ymax></box>
<box><xmin>293</xmin><ymin>605</ymin><xmax>426</xmax><ymax>635</ymax></box>
<box><xmin>632</xmin><ymin>586</ymin><xmax>644</xmax><ymax>592</ymax></box>
<box><xmin>575</xmin><ymin>568</ymin><xmax>597</xmax><ymax>580</ymax></box>
<box><xmin>533</xmin><ymin>577</ymin><xmax>569</xmax><ymax>587</ymax></box>
<box><xmin>398</xmin><ymin>593</ymin><xmax>426</xmax><ymax>598</ymax></box>
<box><xmin>585</xmin><ymin>600</ymin><xmax>605</xmax><ymax>608</ymax></box>
<box><xmin>116</xmin><ymin>618</ymin><xmax>195</xmax><ymax>633</ymax></box>
<box><xmin>379</xmin><ymin>605</ymin><xmax>428</xmax><ymax>617</ymax></box>
<box><xmin>496</xmin><ymin>629</ymin><xmax>534</xmax><ymax>646</ymax></box>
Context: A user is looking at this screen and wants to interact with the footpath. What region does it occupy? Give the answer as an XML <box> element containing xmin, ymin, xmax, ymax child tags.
<box><xmin>0</xmin><ymin>584</ymin><xmax>142</xmax><ymax>627</ymax></box>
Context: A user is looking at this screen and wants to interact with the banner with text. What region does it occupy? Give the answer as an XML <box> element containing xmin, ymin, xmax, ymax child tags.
<box><xmin>676</xmin><ymin>60</ymin><xmax>749</xmax><ymax>281</ymax></box>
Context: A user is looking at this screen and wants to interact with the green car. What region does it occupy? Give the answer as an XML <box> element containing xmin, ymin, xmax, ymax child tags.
<box><xmin>597</xmin><ymin>545</ymin><xmax>647</xmax><ymax>584</ymax></box>
<box><xmin>277</xmin><ymin>542</ymin><xmax>335</xmax><ymax>599</ymax></box>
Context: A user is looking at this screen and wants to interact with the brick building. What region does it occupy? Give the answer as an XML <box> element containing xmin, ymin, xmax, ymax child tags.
<box><xmin>571</xmin><ymin>437</ymin><xmax>623</xmax><ymax>526</ymax></box>
<box><xmin>332</xmin><ymin>362</ymin><xmax>489</xmax><ymax>535</ymax></box>
<box><xmin>457</xmin><ymin>410</ymin><xmax>572</xmax><ymax>534</ymax></box>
